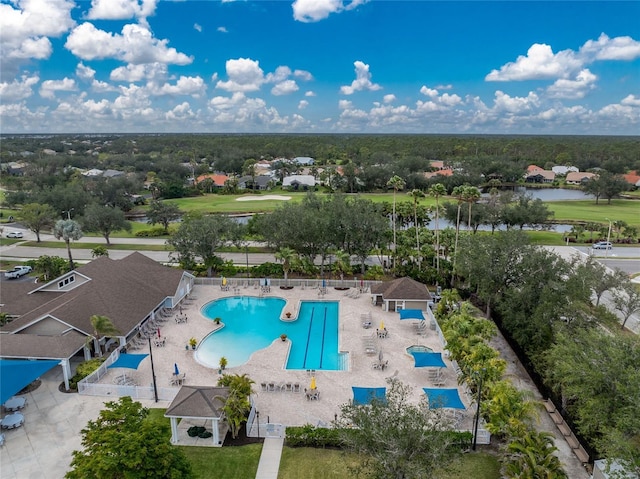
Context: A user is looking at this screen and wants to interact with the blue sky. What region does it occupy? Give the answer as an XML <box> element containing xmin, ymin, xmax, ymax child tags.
<box><xmin>1</xmin><ymin>0</ymin><xmax>639</xmax><ymax>135</ymax></box>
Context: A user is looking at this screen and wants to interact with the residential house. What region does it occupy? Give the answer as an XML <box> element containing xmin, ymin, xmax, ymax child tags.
<box><xmin>237</xmin><ymin>175</ymin><xmax>273</xmax><ymax>191</ymax></box>
<box><xmin>552</xmin><ymin>166</ymin><xmax>578</xmax><ymax>175</ymax></box>
<box><xmin>566</xmin><ymin>171</ymin><xmax>596</xmax><ymax>185</ymax></box>
<box><xmin>527</xmin><ymin>164</ymin><xmax>544</xmax><ymax>173</ymax></box>
<box><xmin>293</xmin><ymin>156</ymin><xmax>314</xmax><ymax>166</ymax></box>
<box><xmin>0</xmin><ymin>253</ymin><xmax>194</xmax><ymax>390</ymax></box>
<box><xmin>623</xmin><ymin>171</ymin><xmax>640</xmax><ymax>188</ymax></box>
<box><xmin>525</xmin><ymin>170</ymin><xmax>555</xmax><ymax>183</ymax></box>
<box><xmin>196</xmin><ymin>173</ymin><xmax>230</xmax><ymax>189</ymax></box>
<box><xmin>282</xmin><ymin>175</ymin><xmax>317</xmax><ymax>190</ymax></box>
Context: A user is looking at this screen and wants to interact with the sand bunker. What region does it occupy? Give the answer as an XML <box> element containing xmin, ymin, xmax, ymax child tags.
<box><xmin>235</xmin><ymin>195</ymin><xmax>292</xmax><ymax>202</ymax></box>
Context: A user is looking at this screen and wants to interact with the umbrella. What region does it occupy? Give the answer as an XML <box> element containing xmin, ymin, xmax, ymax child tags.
<box><xmin>423</xmin><ymin>388</ymin><xmax>465</xmax><ymax>409</ymax></box>
<box><xmin>157</xmin><ymin>328</ymin><xmax>161</xmax><ymax>338</ymax></box>
<box><xmin>322</xmin><ymin>278</ymin><xmax>326</xmax><ymax>288</ymax></box>
<box><xmin>222</xmin><ymin>276</ymin><xmax>227</xmax><ymax>286</ymax></box>
<box><xmin>310</xmin><ymin>376</ymin><xmax>316</xmax><ymax>390</ymax></box>
<box><xmin>412</xmin><ymin>352</ymin><xmax>446</xmax><ymax>368</ymax></box>
<box><xmin>378</xmin><ymin>350</ymin><xmax>384</xmax><ymax>361</ymax></box>
<box><xmin>380</xmin><ymin>320</ymin><xmax>385</xmax><ymax>330</ymax></box>
<box><xmin>174</xmin><ymin>363</ymin><xmax>180</xmax><ymax>376</ymax></box>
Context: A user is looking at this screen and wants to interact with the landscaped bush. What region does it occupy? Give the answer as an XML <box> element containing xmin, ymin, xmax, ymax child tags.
<box><xmin>69</xmin><ymin>358</ymin><xmax>105</xmax><ymax>389</ymax></box>
<box><xmin>251</xmin><ymin>262</ymin><xmax>283</xmax><ymax>278</ymax></box>
<box><xmin>285</xmin><ymin>424</ymin><xmax>344</xmax><ymax>449</ymax></box>
<box><xmin>135</xmin><ymin>227</ymin><xmax>167</xmax><ymax>237</ymax></box>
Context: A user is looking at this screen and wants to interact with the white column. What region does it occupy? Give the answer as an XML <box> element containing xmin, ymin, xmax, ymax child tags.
<box><xmin>212</xmin><ymin>418</ymin><xmax>219</xmax><ymax>446</ymax></box>
<box><xmin>60</xmin><ymin>359</ymin><xmax>71</xmax><ymax>391</ymax></box>
<box><xmin>170</xmin><ymin>417</ymin><xmax>179</xmax><ymax>444</ymax></box>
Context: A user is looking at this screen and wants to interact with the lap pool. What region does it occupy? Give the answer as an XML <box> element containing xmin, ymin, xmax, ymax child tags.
<box><xmin>195</xmin><ymin>296</ymin><xmax>344</xmax><ymax>370</ymax></box>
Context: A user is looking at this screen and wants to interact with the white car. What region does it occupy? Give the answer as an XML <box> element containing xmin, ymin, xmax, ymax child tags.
<box><xmin>5</xmin><ymin>231</ymin><xmax>24</xmax><ymax>239</ymax></box>
<box><xmin>592</xmin><ymin>241</ymin><xmax>613</xmax><ymax>250</ymax></box>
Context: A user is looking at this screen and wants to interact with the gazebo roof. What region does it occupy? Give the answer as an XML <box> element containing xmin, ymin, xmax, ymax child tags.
<box><xmin>370</xmin><ymin>277</ymin><xmax>432</xmax><ymax>301</ymax></box>
<box><xmin>165</xmin><ymin>386</ymin><xmax>230</xmax><ymax>419</ymax></box>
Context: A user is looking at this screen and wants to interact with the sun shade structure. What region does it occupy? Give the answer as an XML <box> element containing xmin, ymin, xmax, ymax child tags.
<box><xmin>423</xmin><ymin>388</ymin><xmax>465</xmax><ymax>409</ymax></box>
<box><xmin>352</xmin><ymin>387</ymin><xmax>387</xmax><ymax>405</ymax></box>
<box><xmin>411</xmin><ymin>352</ymin><xmax>446</xmax><ymax>368</ymax></box>
<box><xmin>399</xmin><ymin>309</ymin><xmax>425</xmax><ymax>320</ymax></box>
<box><xmin>0</xmin><ymin>359</ymin><xmax>60</xmax><ymax>404</ymax></box>
<box><xmin>107</xmin><ymin>353</ymin><xmax>148</xmax><ymax>370</ymax></box>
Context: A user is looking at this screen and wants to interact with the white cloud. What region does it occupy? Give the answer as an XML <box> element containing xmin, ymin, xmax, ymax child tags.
<box><xmin>0</xmin><ymin>0</ymin><xmax>76</xmax><ymax>76</ymax></box>
<box><xmin>271</xmin><ymin>80</ymin><xmax>299</xmax><ymax>96</ymax></box>
<box><xmin>621</xmin><ymin>94</ymin><xmax>640</xmax><ymax>107</ymax></box>
<box><xmin>492</xmin><ymin>90</ymin><xmax>540</xmax><ymax>113</ymax></box>
<box><xmin>148</xmin><ymin>76</ymin><xmax>206</xmax><ymax>97</ymax></box>
<box><xmin>0</xmin><ymin>74</ymin><xmax>40</xmax><ymax>102</ymax></box>
<box><xmin>340</xmin><ymin>61</ymin><xmax>382</xmax><ymax>95</ymax></box>
<box><xmin>166</xmin><ymin>102</ymin><xmax>196</xmax><ymax>121</ymax></box>
<box><xmin>435</xmin><ymin>84</ymin><xmax>453</xmax><ymax>90</ymax></box>
<box><xmin>216</xmin><ymin>58</ymin><xmax>265</xmax><ymax>92</ymax></box>
<box><xmin>86</xmin><ymin>0</ymin><xmax>157</xmax><ymax>27</ymax></box>
<box><xmin>580</xmin><ymin>33</ymin><xmax>640</xmax><ymax>61</ymax></box>
<box><xmin>267</xmin><ymin>66</ymin><xmax>292</xmax><ymax>83</ymax></box>
<box><xmin>546</xmin><ymin>69</ymin><xmax>597</xmax><ymax>99</ymax></box>
<box><xmin>486</xmin><ymin>43</ymin><xmax>581</xmax><ymax>81</ymax></box>
<box><xmin>40</xmin><ymin>77</ymin><xmax>77</xmax><ymax>99</ymax></box>
<box><xmin>383</xmin><ymin>94</ymin><xmax>396</xmax><ymax>103</ymax></box>
<box><xmin>208</xmin><ymin>92</ymin><xmax>288</xmax><ymax>128</ymax></box>
<box><xmin>338</xmin><ymin>99</ymin><xmax>352</xmax><ymax>109</ymax></box>
<box><xmin>292</xmin><ymin>0</ymin><xmax>369</xmax><ymax>23</ymax></box>
<box><xmin>91</xmin><ymin>80</ymin><xmax>118</xmax><ymax>93</ymax></box>
<box><xmin>76</xmin><ymin>63</ymin><xmax>96</xmax><ymax>81</ymax></box>
<box><xmin>65</xmin><ymin>23</ymin><xmax>192</xmax><ymax>65</ymax></box>
<box><xmin>305</xmin><ymin>91</ymin><xmax>316</xmax><ymax>97</ymax></box>
<box><xmin>294</xmin><ymin>70</ymin><xmax>313</xmax><ymax>81</ymax></box>
<box><xmin>298</xmin><ymin>100</ymin><xmax>309</xmax><ymax>109</ymax></box>
<box><xmin>420</xmin><ymin>86</ymin><xmax>439</xmax><ymax>98</ymax></box>
<box><xmin>110</xmin><ymin>63</ymin><xmax>168</xmax><ymax>82</ymax></box>
<box><xmin>194</xmin><ymin>23</ymin><xmax>202</xmax><ymax>33</ymax></box>
<box><xmin>217</xmin><ymin>26</ymin><xmax>228</xmax><ymax>33</ymax></box>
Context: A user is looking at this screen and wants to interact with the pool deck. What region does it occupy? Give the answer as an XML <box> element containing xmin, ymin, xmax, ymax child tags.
<box><xmin>118</xmin><ymin>284</ymin><xmax>473</xmax><ymax>429</ymax></box>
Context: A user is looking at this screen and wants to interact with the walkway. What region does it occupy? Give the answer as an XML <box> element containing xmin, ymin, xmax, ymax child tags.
<box><xmin>255</xmin><ymin>437</ymin><xmax>284</xmax><ymax>479</ymax></box>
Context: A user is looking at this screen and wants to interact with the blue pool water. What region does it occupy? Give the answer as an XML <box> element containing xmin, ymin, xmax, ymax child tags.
<box><xmin>195</xmin><ymin>296</ymin><xmax>342</xmax><ymax>370</ymax></box>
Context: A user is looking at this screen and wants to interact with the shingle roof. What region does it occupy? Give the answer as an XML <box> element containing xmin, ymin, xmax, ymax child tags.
<box><xmin>0</xmin><ymin>253</ymin><xmax>190</xmax><ymax>360</ymax></box>
<box><xmin>165</xmin><ymin>386</ymin><xmax>230</xmax><ymax>419</ymax></box>
<box><xmin>0</xmin><ymin>331</ymin><xmax>86</xmax><ymax>360</ymax></box>
<box><xmin>370</xmin><ymin>277</ymin><xmax>432</xmax><ymax>301</ymax></box>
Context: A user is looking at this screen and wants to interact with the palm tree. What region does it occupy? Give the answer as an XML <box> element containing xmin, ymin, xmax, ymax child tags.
<box><xmin>463</xmin><ymin>186</ymin><xmax>481</xmax><ymax>231</ymax></box>
<box><xmin>429</xmin><ymin>183</ymin><xmax>447</xmax><ymax>272</ymax></box>
<box><xmin>408</xmin><ymin>189</ymin><xmax>425</xmax><ymax>269</ymax></box>
<box><xmin>53</xmin><ymin>219</ymin><xmax>83</xmax><ymax>270</ymax></box>
<box><xmin>503</xmin><ymin>430</ymin><xmax>567</xmax><ymax>478</ymax></box>
<box><xmin>274</xmin><ymin>247</ymin><xmax>296</xmax><ymax>286</ymax></box>
<box><xmin>386</xmin><ymin>175</ymin><xmax>406</xmax><ymax>267</ymax></box>
<box><xmin>451</xmin><ymin>185</ymin><xmax>467</xmax><ymax>275</ymax></box>
<box><xmin>332</xmin><ymin>249</ymin><xmax>352</xmax><ymax>287</ymax></box>
<box><xmin>88</xmin><ymin>315</ymin><xmax>120</xmax><ymax>357</ymax></box>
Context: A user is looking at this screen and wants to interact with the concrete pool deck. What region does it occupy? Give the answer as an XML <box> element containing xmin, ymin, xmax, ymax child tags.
<box><xmin>0</xmin><ymin>283</ymin><xmax>590</xmax><ymax>478</ymax></box>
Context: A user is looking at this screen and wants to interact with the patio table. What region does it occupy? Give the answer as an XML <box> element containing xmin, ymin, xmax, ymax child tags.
<box><xmin>3</xmin><ymin>396</ymin><xmax>26</xmax><ymax>412</ymax></box>
<box><xmin>1</xmin><ymin>413</ymin><xmax>25</xmax><ymax>429</ymax></box>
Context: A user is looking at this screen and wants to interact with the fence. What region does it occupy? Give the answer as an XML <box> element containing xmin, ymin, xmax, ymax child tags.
<box><xmin>246</xmin><ymin>398</ymin><xmax>285</xmax><ymax>438</ymax></box>
<box><xmin>77</xmin><ymin>349</ymin><xmax>178</xmax><ymax>401</ymax></box>
<box><xmin>194</xmin><ymin>277</ymin><xmax>380</xmax><ymax>291</ymax></box>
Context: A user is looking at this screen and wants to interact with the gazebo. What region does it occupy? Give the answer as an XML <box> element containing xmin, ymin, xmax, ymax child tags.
<box><xmin>165</xmin><ymin>386</ymin><xmax>230</xmax><ymax>447</ymax></box>
<box><xmin>370</xmin><ymin>277</ymin><xmax>433</xmax><ymax>312</ymax></box>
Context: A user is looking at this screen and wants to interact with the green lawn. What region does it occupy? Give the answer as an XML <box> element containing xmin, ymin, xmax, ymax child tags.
<box><xmin>546</xmin><ymin>199</ymin><xmax>640</xmax><ymax>227</ymax></box>
<box><xmin>181</xmin><ymin>444</ymin><xmax>263</xmax><ymax>479</ymax></box>
<box><xmin>278</xmin><ymin>446</ymin><xmax>501</xmax><ymax>479</ymax></box>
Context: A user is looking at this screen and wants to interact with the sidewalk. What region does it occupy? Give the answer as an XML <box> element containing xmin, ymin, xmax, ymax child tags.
<box><xmin>255</xmin><ymin>437</ymin><xmax>284</xmax><ymax>479</ymax></box>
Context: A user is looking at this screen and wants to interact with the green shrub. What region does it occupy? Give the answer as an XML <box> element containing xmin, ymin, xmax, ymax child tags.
<box><xmin>251</xmin><ymin>262</ymin><xmax>283</xmax><ymax>278</ymax></box>
<box><xmin>285</xmin><ymin>424</ymin><xmax>344</xmax><ymax>448</ymax></box>
<box><xmin>69</xmin><ymin>358</ymin><xmax>105</xmax><ymax>389</ymax></box>
<box><xmin>363</xmin><ymin>265</ymin><xmax>384</xmax><ymax>280</ymax></box>
<box><xmin>135</xmin><ymin>227</ymin><xmax>167</xmax><ymax>237</ymax></box>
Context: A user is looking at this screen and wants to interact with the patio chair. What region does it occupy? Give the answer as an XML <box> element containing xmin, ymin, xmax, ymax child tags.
<box><xmin>285</xmin><ymin>382</ymin><xmax>293</xmax><ymax>392</ymax></box>
<box><xmin>293</xmin><ymin>383</ymin><xmax>301</xmax><ymax>393</ymax></box>
<box><xmin>260</xmin><ymin>382</ymin><xmax>268</xmax><ymax>391</ymax></box>
<box><xmin>267</xmin><ymin>382</ymin><xmax>276</xmax><ymax>392</ymax></box>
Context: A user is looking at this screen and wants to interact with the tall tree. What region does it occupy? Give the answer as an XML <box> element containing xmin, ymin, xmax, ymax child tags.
<box><xmin>336</xmin><ymin>378</ymin><xmax>458</xmax><ymax>479</ymax></box>
<box><xmin>429</xmin><ymin>183</ymin><xmax>447</xmax><ymax>272</ymax></box>
<box><xmin>407</xmin><ymin>189</ymin><xmax>425</xmax><ymax>269</ymax></box>
<box><xmin>66</xmin><ymin>397</ymin><xmax>193</xmax><ymax>479</ymax></box>
<box><xmin>87</xmin><ymin>315</ymin><xmax>120</xmax><ymax>357</ymax></box>
<box><xmin>31</xmin><ymin>255</ymin><xmax>67</xmax><ymax>281</ymax></box>
<box><xmin>463</xmin><ymin>185</ymin><xmax>481</xmax><ymax>231</ymax></box>
<box><xmin>274</xmin><ymin>247</ymin><xmax>296</xmax><ymax>286</ymax></box>
<box><xmin>53</xmin><ymin>219</ymin><xmax>83</xmax><ymax>270</ymax></box>
<box><xmin>167</xmin><ymin>214</ymin><xmax>234</xmax><ymax>276</ymax></box>
<box><xmin>20</xmin><ymin>202</ymin><xmax>56</xmax><ymax>242</ymax></box>
<box><xmin>82</xmin><ymin>204</ymin><xmax>131</xmax><ymax>245</ymax></box>
<box><xmin>612</xmin><ymin>281</ymin><xmax>640</xmax><ymax>330</ymax></box>
<box><xmin>386</xmin><ymin>175</ymin><xmax>406</xmax><ymax>267</ymax></box>
<box><xmin>147</xmin><ymin>200</ymin><xmax>182</xmax><ymax>234</ymax></box>
<box><xmin>451</xmin><ymin>185</ymin><xmax>467</xmax><ymax>275</ymax></box>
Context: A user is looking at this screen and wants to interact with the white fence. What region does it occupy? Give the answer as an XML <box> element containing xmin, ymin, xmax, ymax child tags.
<box><xmin>77</xmin><ymin>349</ymin><xmax>178</xmax><ymax>401</ymax></box>
<box><xmin>246</xmin><ymin>398</ymin><xmax>285</xmax><ymax>438</ymax></box>
<box><xmin>194</xmin><ymin>277</ymin><xmax>380</xmax><ymax>290</ymax></box>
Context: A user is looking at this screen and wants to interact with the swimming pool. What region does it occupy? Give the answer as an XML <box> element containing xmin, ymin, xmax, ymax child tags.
<box><xmin>195</xmin><ymin>296</ymin><xmax>343</xmax><ymax>370</ymax></box>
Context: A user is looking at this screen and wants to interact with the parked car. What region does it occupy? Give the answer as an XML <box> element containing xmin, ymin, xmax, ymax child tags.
<box><xmin>592</xmin><ymin>241</ymin><xmax>613</xmax><ymax>250</ymax></box>
<box><xmin>4</xmin><ymin>265</ymin><xmax>32</xmax><ymax>279</ymax></box>
<box><xmin>5</xmin><ymin>231</ymin><xmax>24</xmax><ymax>238</ymax></box>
